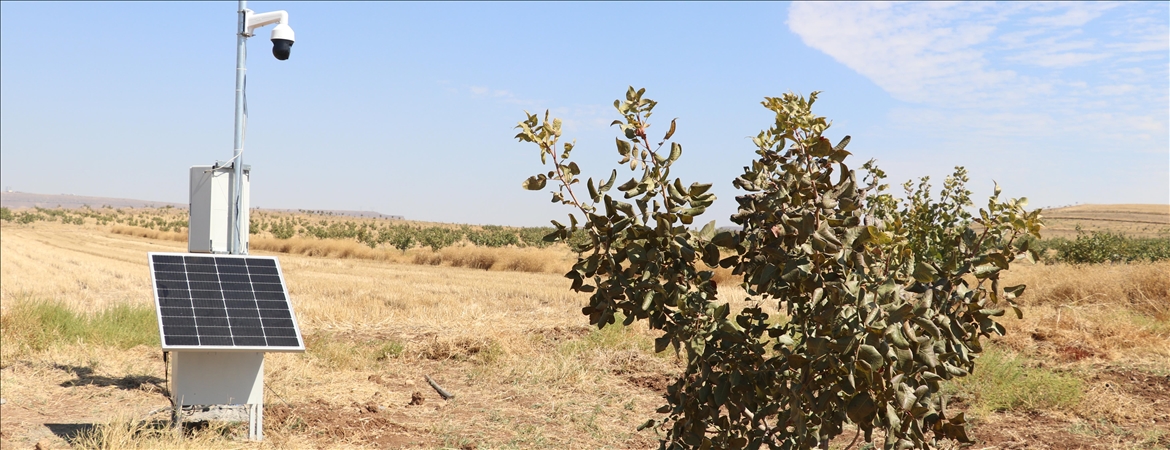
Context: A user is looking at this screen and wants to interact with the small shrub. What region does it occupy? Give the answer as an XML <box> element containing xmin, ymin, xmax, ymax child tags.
<box><xmin>16</xmin><ymin>211</ymin><xmax>44</xmax><ymax>224</ymax></box>
<box><xmin>375</xmin><ymin>340</ymin><xmax>405</xmax><ymax>360</ymax></box>
<box><xmin>416</xmin><ymin>336</ymin><xmax>503</xmax><ymax>364</ymax></box>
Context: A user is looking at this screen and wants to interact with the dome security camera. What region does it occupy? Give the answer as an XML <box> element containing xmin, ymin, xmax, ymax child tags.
<box><xmin>245</xmin><ymin>10</ymin><xmax>295</xmax><ymax>61</ymax></box>
<box><xmin>270</xmin><ymin>23</ymin><xmax>294</xmax><ymax>60</ymax></box>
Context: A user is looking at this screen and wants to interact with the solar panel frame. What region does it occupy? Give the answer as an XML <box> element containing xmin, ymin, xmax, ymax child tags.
<box><xmin>148</xmin><ymin>252</ymin><xmax>305</xmax><ymax>352</ymax></box>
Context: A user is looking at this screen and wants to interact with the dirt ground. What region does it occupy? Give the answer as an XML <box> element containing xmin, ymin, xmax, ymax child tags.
<box><xmin>4</xmin><ymin>342</ymin><xmax>1167</xmax><ymax>449</ymax></box>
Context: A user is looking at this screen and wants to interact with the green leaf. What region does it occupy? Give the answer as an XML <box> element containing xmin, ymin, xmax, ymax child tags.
<box><xmin>600</xmin><ymin>170</ymin><xmax>617</xmax><ymax>192</ymax></box>
<box><xmin>699</xmin><ymin>220</ymin><xmax>717</xmax><ymax>240</ymax></box>
<box><xmin>913</xmin><ymin>261</ymin><xmax>936</xmax><ymax>283</ymax></box>
<box><xmin>522</xmin><ymin>174</ymin><xmax>547</xmax><ymax>190</ymax></box>
<box><xmin>858</xmin><ymin>344</ymin><xmax>884</xmax><ymax>370</ymax></box>
<box><xmin>834</xmin><ymin>135</ymin><xmax>851</xmax><ymax>151</ymax></box>
<box><xmin>973</xmin><ymin>263</ymin><xmax>1002</xmax><ymax>277</ymax></box>
<box><xmin>712</xmin><ymin>231</ymin><xmax>736</xmax><ymax>248</ymax></box>
<box><xmin>714</xmin><ymin>379</ymin><xmax>730</xmax><ymax>405</ymax></box>
<box><xmin>654</xmin><ymin>335</ymin><xmax>671</xmax><ymax>353</ymax></box>
<box><xmin>702</xmin><ymin>243</ymin><xmax>720</xmax><ymax>267</ymax></box>
<box><xmin>811</xmin><ymin>137</ymin><xmax>833</xmax><ymax>157</ymax></box>
<box><xmin>781</xmin><ymin>257</ymin><xmax>810</xmax><ymax>282</ymax></box>
<box><xmin>1003</xmin><ymin>284</ymin><xmax>1026</xmax><ymax>300</ymax></box>
<box><xmin>669</xmin><ymin>142</ymin><xmax>682</xmax><ymax>162</ymax></box>
<box><xmin>847</xmin><ymin>392</ymin><xmax>876</xmax><ymax>423</ymax></box>
<box><xmin>616</xmin><ymin>138</ymin><xmax>632</xmax><ymax>156</ymax></box>
<box><xmin>689</xmin><ymin>182</ymin><xmax>712</xmax><ymax>196</ymax></box>
<box><xmin>690</xmin><ymin>336</ymin><xmax>706</xmax><ymax>359</ymax></box>
<box><xmin>987</xmin><ymin>252</ymin><xmax>1009</xmax><ymax>269</ymax></box>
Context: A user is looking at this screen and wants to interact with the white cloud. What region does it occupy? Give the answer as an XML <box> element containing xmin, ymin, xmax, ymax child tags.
<box><xmin>788</xmin><ymin>1</ymin><xmax>1167</xmax><ymax>207</ymax></box>
<box><xmin>464</xmin><ymin>85</ymin><xmax>609</xmax><ymax>132</ymax></box>
<box><xmin>1025</xmin><ymin>2</ymin><xmax>1117</xmax><ymax>27</ymax></box>
<box><xmin>467</xmin><ymin>85</ymin><xmax>537</xmax><ymax>107</ymax></box>
<box><xmin>787</xmin><ymin>1</ymin><xmax>1168</xmax><ymax>151</ymax></box>
<box><xmin>787</xmin><ymin>2</ymin><xmax>1019</xmax><ymax>106</ymax></box>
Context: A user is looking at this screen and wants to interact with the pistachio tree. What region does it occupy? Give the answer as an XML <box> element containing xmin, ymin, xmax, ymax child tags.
<box><xmin>517</xmin><ymin>88</ymin><xmax>1043</xmax><ymax>449</ymax></box>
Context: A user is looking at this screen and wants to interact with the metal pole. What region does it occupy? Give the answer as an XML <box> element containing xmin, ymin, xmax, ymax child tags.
<box><xmin>230</xmin><ymin>0</ymin><xmax>248</xmax><ymax>255</ymax></box>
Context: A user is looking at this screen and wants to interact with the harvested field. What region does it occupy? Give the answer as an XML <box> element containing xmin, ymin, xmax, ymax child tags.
<box><xmin>1041</xmin><ymin>204</ymin><xmax>1170</xmax><ymax>239</ymax></box>
<box><xmin>2</xmin><ymin>220</ymin><xmax>1168</xmax><ymax>449</ymax></box>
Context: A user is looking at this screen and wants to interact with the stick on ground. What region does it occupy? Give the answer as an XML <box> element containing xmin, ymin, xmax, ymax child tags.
<box><xmin>424</xmin><ymin>375</ymin><xmax>455</xmax><ymax>400</ymax></box>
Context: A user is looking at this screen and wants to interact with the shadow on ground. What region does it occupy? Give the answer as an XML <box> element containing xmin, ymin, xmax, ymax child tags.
<box><xmin>45</xmin><ymin>419</ymin><xmax>219</xmax><ymax>445</ymax></box>
<box><xmin>53</xmin><ymin>364</ymin><xmax>166</xmax><ymax>392</ymax></box>
<box><xmin>44</xmin><ymin>423</ymin><xmax>97</xmax><ymax>442</ymax></box>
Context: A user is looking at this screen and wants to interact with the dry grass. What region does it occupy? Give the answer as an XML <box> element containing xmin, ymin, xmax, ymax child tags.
<box><xmin>993</xmin><ymin>261</ymin><xmax>1170</xmax><ymax>365</ymax></box>
<box><xmin>110</xmin><ymin>225</ymin><xmax>188</xmax><ymax>243</ymax></box>
<box><xmin>251</xmin><ymin>236</ymin><xmax>396</xmax><ymax>261</ymax></box>
<box><xmin>2</xmin><ymin>220</ymin><xmax>1168</xmax><ymax>449</ymax></box>
<box><xmin>1009</xmin><ymin>261</ymin><xmax>1170</xmax><ymax>320</ymax></box>
<box><xmin>249</xmin><ymin>237</ymin><xmax>573</xmax><ymax>275</ymax></box>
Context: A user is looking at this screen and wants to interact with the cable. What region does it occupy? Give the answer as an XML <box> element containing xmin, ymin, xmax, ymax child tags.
<box><xmin>236</xmin><ymin>66</ymin><xmax>248</xmax><ymax>253</ymax></box>
<box><xmin>163</xmin><ymin>351</ymin><xmax>174</xmax><ymax>407</ymax></box>
<box><xmin>265</xmin><ymin>384</ymin><xmax>293</xmax><ymax>409</ymax></box>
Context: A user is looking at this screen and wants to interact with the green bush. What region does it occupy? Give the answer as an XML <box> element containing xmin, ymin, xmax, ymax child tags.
<box><xmin>1048</xmin><ymin>230</ymin><xmax>1170</xmax><ymax>263</ymax></box>
<box><xmin>270</xmin><ymin>218</ymin><xmax>297</xmax><ymax>239</ymax></box>
<box><xmin>466</xmin><ymin>227</ymin><xmax>520</xmax><ymax>247</ymax></box>
<box><xmin>16</xmin><ymin>211</ymin><xmax>45</xmax><ymax>224</ymax></box>
<box><xmin>0</xmin><ymin>207</ymin><xmax>12</xmax><ymax>221</ymax></box>
<box><xmin>419</xmin><ymin>227</ymin><xmax>461</xmax><ymax>252</ymax></box>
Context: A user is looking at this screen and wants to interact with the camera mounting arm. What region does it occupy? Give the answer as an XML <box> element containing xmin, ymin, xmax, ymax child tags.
<box><xmin>243</xmin><ymin>10</ymin><xmax>290</xmax><ymax>37</ymax></box>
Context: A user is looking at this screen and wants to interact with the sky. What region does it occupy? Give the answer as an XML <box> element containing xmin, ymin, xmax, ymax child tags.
<box><xmin>1</xmin><ymin>1</ymin><xmax>1166</xmax><ymax>227</ymax></box>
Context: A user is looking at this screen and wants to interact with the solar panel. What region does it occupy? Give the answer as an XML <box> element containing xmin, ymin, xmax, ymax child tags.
<box><xmin>148</xmin><ymin>252</ymin><xmax>305</xmax><ymax>352</ymax></box>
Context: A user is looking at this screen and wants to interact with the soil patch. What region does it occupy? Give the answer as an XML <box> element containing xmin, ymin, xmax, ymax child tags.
<box><xmin>265</xmin><ymin>400</ymin><xmax>429</xmax><ymax>448</ymax></box>
<box><xmin>626</xmin><ymin>373</ymin><xmax>672</xmax><ymax>394</ymax></box>
<box><xmin>969</xmin><ymin>411</ymin><xmax>1102</xmax><ymax>449</ymax></box>
<box><xmin>536</xmin><ymin>325</ymin><xmax>592</xmax><ymax>343</ymax></box>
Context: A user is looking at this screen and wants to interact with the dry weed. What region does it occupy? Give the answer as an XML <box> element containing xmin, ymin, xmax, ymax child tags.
<box><xmin>110</xmin><ymin>225</ymin><xmax>187</xmax><ymax>243</ymax></box>
<box><xmin>992</xmin><ymin>261</ymin><xmax>1170</xmax><ymax>372</ymax></box>
<box><xmin>1009</xmin><ymin>261</ymin><xmax>1170</xmax><ymax>320</ymax></box>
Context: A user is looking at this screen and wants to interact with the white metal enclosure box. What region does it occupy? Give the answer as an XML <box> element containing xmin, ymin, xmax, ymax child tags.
<box><xmin>189</xmin><ymin>165</ymin><xmax>250</xmax><ymax>253</ymax></box>
<box><xmin>171</xmin><ymin>351</ymin><xmax>264</xmax><ymax>405</ymax></box>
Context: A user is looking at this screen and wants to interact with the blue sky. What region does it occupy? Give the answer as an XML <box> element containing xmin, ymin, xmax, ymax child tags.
<box><xmin>1</xmin><ymin>2</ymin><xmax>1166</xmax><ymax>227</ymax></box>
